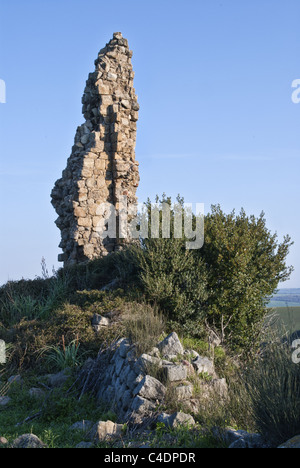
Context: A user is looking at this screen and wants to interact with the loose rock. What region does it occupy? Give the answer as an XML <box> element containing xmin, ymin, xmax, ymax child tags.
<box><xmin>157</xmin><ymin>332</ymin><xmax>184</xmax><ymax>358</ymax></box>
<box><xmin>12</xmin><ymin>434</ymin><xmax>46</xmax><ymax>449</ymax></box>
<box><xmin>133</xmin><ymin>375</ymin><xmax>166</xmax><ymax>401</ymax></box>
<box><xmin>89</xmin><ymin>420</ymin><xmax>123</xmax><ymax>443</ymax></box>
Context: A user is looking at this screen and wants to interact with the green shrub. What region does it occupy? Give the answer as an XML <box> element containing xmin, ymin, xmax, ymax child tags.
<box><xmin>126</xmin><ymin>197</ymin><xmax>293</xmax><ymax>352</ymax></box>
<box><xmin>38</xmin><ymin>337</ymin><xmax>84</xmax><ymax>371</ymax></box>
<box><xmin>0</xmin><ymin>196</ymin><xmax>293</xmax><ymax>366</ymax></box>
<box><xmin>137</xmin><ymin>238</ymin><xmax>208</xmax><ymax>333</ymax></box>
<box><xmin>0</xmin><ymin>294</ymin><xmax>42</xmax><ymax>326</ymax></box>
<box><xmin>57</xmin><ymin>247</ymin><xmax>140</xmax><ymax>292</ymax></box>
<box><xmin>124</xmin><ymin>195</ymin><xmax>209</xmax><ymax>336</ymax></box>
<box><xmin>40</xmin><ymin>275</ymin><xmax>71</xmax><ymax>319</ymax></box>
<box><xmin>181</xmin><ymin>336</ymin><xmax>210</xmax><ymax>356</ymax></box>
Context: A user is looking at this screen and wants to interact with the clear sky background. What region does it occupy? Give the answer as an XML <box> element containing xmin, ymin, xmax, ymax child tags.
<box><xmin>0</xmin><ymin>0</ymin><xmax>299</xmax><ymax>287</ymax></box>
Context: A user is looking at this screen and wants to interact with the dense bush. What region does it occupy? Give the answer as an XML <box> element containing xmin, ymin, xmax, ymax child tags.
<box><xmin>133</xmin><ymin>238</ymin><xmax>208</xmax><ymax>335</ymax></box>
<box><xmin>198</xmin><ymin>205</ymin><xmax>293</xmax><ymax>351</ymax></box>
<box><xmin>124</xmin><ymin>196</ymin><xmax>293</xmax><ymax>352</ymax></box>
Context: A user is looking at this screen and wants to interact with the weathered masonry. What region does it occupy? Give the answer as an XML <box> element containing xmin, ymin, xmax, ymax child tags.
<box><xmin>51</xmin><ymin>32</ymin><xmax>139</xmax><ymax>266</ymax></box>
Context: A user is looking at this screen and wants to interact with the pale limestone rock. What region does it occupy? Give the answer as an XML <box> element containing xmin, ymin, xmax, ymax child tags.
<box><xmin>133</xmin><ymin>375</ymin><xmax>166</xmax><ymax>401</ymax></box>
<box><xmin>163</xmin><ymin>364</ymin><xmax>188</xmax><ymax>382</ymax></box>
<box><xmin>192</xmin><ymin>355</ymin><xmax>216</xmax><ymax>377</ymax></box>
<box><xmin>174</xmin><ymin>384</ymin><xmax>194</xmax><ymax>400</ymax></box>
<box><xmin>130</xmin><ymin>395</ymin><xmax>157</xmax><ymax>414</ymax></box>
<box><xmin>157</xmin><ymin>332</ymin><xmax>184</xmax><ymax>358</ymax></box>
<box><xmin>89</xmin><ymin>420</ymin><xmax>123</xmax><ymax>443</ymax></box>
<box><xmin>0</xmin><ymin>437</ymin><xmax>8</xmax><ymax>446</ymax></box>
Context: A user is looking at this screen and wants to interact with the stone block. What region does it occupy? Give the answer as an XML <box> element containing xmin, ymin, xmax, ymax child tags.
<box><xmin>133</xmin><ymin>375</ymin><xmax>166</xmax><ymax>401</ymax></box>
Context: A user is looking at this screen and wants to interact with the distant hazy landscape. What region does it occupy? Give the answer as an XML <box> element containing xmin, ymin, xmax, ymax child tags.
<box><xmin>268</xmin><ymin>288</ymin><xmax>300</xmax><ymax>333</ymax></box>
<box><xmin>268</xmin><ymin>288</ymin><xmax>300</xmax><ymax>308</ymax></box>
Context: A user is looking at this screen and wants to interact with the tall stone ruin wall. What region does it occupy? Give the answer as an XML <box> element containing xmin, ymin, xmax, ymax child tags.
<box><xmin>51</xmin><ymin>32</ymin><xmax>139</xmax><ymax>266</ymax></box>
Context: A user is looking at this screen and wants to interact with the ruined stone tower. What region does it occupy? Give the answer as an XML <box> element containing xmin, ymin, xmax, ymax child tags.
<box><xmin>51</xmin><ymin>32</ymin><xmax>140</xmax><ymax>266</ymax></box>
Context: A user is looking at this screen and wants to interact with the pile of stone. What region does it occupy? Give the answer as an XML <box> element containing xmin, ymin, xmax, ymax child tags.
<box><xmin>78</xmin><ymin>332</ymin><xmax>228</xmax><ymax>425</ymax></box>
<box><xmin>51</xmin><ymin>32</ymin><xmax>140</xmax><ymax>266</ymax></box>
<box><xmin>2</xmin><ymin>347</ymin><xmax>300</xmax><ymax>448</ymax></box>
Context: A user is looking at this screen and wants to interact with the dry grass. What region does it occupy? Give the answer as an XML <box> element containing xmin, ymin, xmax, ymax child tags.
<box><xmin>122</xmin><ymin>302</ymin><xmax>165</xmax><ymax>356</ymax></box>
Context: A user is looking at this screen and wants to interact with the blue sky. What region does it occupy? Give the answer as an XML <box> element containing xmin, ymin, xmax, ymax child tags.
<box><xmin>0</xmin><ymin>0</ymin><xmax>299</xmax><ymax>287</ymax></box>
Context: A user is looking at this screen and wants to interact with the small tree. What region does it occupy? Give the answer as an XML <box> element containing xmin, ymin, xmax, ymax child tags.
<box><xmin>198</xmin><ymin>205</ymin><xmax>293</xmax><ymax>351</ymax></box>
<box><xmin>119</xmin><ymin>196</ymin><xmax>293</xmax><ymax>352</ymax></box>
<box><xmin>135</xmin><ymin>195</ymin><xmax>208</xmax><ymax>335</ymax></box>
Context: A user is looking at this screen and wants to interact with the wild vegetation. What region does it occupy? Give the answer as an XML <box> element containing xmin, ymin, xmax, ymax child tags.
<box><xmin>0</xmin><ymin>198</ymin><xmax>298</xmax><ymax>448</ymax></box>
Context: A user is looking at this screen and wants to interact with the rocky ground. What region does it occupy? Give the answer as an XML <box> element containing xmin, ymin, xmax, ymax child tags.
<box><xmin>1</xmin><ymin>331</ymin><xmax>298</xmax><ymax>448</ymax></box>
